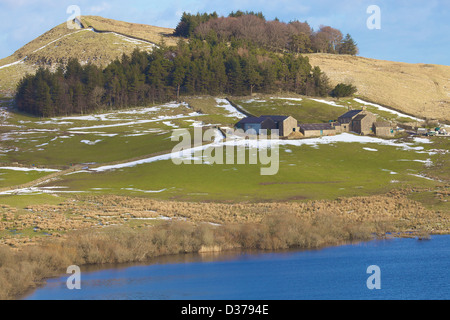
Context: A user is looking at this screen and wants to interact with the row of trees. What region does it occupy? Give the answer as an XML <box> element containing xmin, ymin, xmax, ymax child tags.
<box><xmin>174</xmin><ymin>12</ymin><xmax>219</xmax><ymax>38</ymax></box>
<box><xmin>16</xmin><ymin>39</ymin><xmax>335</xmax><ymax>117</ymax></box>
<box><xmin>174</xmin><ymin>12</ymin><xmax>358</xmax><ymax>55</ymax></box>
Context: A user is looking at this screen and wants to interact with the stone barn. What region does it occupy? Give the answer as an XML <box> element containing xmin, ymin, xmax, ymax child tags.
<box><xmin>299</xmin><ymin>123</ymin><xmax>336</xmax><ymax>137</ymax></box>
<box><xmin>338</xmin><ymin>110</ymin><xmax>365</xmax><ymax>132</ymax></box>
<box><xmin>373</xmin><ymin>122</ymin><xmax>394</xmax><ymax>137</ymax></box>
<box><xmin>234</xmin><ymin>117</ymin><xmax>276</xmax><ymax>135</ymax></box>
<box><xmin>351</xmin><ymin>113</ymin><xmax>377</xmax><ymax>135</ymax></box>
<box><xmin>261</xmin><ymin>115</ymin><xmax>299</xmax><ymax>137</ymax></box>
<box><xmin>235</xmin><ymin>115</ymin><xmax>298</xmax><ymax>137</ymax></box>
<box><xmin>338</xmin><ymin>109</ymin><xmax>377</xmax><ymax>135</ymax></box>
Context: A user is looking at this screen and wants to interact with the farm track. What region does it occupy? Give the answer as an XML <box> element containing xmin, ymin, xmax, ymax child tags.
<box><xmin>225</xmin><ymin>98</ymin><xmax>255</xmax><ymax>117</ymax></box>
<box><xmin>0</xmin><ymin>165</ymin><xmax>83</xmax><ymax>194</ymax></box>
<box><xmin>0</xmin><ymin>137</ymin><xmax>222</xmax><ymax>193</ymax></box>
<box><xmin>0</xmin><ymin>149</ymin><xmax>177</xmax><ymax>193</ymax></box>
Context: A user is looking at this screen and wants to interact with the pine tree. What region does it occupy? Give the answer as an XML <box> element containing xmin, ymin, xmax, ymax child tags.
<box><xmin>311</xmin><ymin>66</ymin><xmax>331</xmax><ymax>97</ymax></box>
<box><xmin>225</xmin><ymin>55</ymin><xmax>244</xmax><ymax>95</ymax></box>
<box><xmin>242</xmin><ymin>56</ymin><xmax>262</xmax><ymax>95</ymax></box>
<box><xmin>172</xmin><ymin>54</ymin><xmax>188</xmax><ymax>100</ymax></box>
<box><xmin>338</xmin><ymin>34</ymin><xmax>358</xmax><ymax>55</ymax></box>
<box><xmin>65</xmin><ymin>58</ymin><xmax>82</xmax><ymax>82</ymax></box>
<box><xmin>34</xmin><ymin>71</ymin><xmax>53</xmax><ymax>117</ymax></box>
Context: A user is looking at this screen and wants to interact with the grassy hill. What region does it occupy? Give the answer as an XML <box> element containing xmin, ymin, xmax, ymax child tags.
<box><xmin>0</xmin><ymin>16</ymin><xmax>449</xmax><ymax>122</ymax></box>
<box><xmin>0</xmin><ymin>16</ymin><xmax>180</xmax><ymax>96</ymax></box>
<box><xmin>306</xmin><ymin>54</ymin><xmax>450</xmax><ymax>122</ymax></box>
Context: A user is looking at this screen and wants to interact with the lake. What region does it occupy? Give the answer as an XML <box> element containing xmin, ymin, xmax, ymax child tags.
<box><xmin>25</xmin><ymin>235</ymin><xmax>450</xmax><ymax>300</ymax></box>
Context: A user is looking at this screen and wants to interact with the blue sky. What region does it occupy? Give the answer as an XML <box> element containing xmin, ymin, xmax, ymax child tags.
<box><xmin>1</xmin><ymin>0</ymin><xmax>449</xmax><ymax>65</ymax></box>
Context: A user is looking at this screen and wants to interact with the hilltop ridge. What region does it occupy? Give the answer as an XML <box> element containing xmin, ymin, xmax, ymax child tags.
<box><xmin>0</xmin><ymin>16</ymin><xmax>449</xmax><ymax>121</ymax></box>
<box><xmin>2</xmin><ymin>15</ymin><xmax>178</xmax><ymax>66</ymax></box>
<box><xmin>306</xmin><ymin>54</ymin><xmax>450</xmax><ymax>122</ymax></box>
<box><xmin>0</xmin><ymin>16</ymin><xmax>180</xmax><ymax>96</ymax></box>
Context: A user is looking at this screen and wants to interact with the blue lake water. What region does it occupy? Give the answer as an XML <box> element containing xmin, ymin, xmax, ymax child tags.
<box><xmin>25</xmin><ymin>235</ymin><xmax>450</xmax><ymax>300</ymax></box>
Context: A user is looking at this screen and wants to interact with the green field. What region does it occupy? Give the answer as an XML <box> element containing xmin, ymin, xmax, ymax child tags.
<box><xmin>35</xmin><ymin>138</ymin><xmax>444</xmax><ymax>203</ymax></box>
<box><xmin>0</xmin><ymin>96</ymin><xmax>448</xmax><ymax>208</ymax></box>
<box><xmin>232</xmin><ymin>95</ymin><xmax>418</xmax><ymax>123</ymax></box>
<box><xmin>0</xmin><ymin>101</ymin><xmax>215</xmax><ymax>167</ymax></box>
<box><xmin>234</xmin><ymin>96</ymin><xmax>345</xmax><ymax>123</ymax></box>
<box><xmin>0</xmin><ymin>169</ymin><xmax>53</xmax><ymax>189</ymax></box>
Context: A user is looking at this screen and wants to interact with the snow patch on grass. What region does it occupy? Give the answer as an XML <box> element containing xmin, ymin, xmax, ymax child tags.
<box><xmin>121</xmin><ymin>188</ymin><xmax>167</xmax><ymax>193</ymax></box>
<box><xmin>309</xmin><ymin>99</ymin><xmax>346</xmax><ymax>108</ymax></box>
<box><xmin>89</xmin><ymin>132</ymin><xmax>431</xmax><ymax>173</ymax></box>
<box><xmin>68</xmin><ymin>113</ymin><xmax>204</xmax><ymax>131</ymax></box>
<box><xmin>215</xmin><ymin>98</ymin><xmax>246</xmax><ymax>118</ymax></box>
<box><xmin>275</xmin><ymin>97</ymin><xmax>304</xmax><ymax>102</ymax></box>
<box><xmin>80</xmin><ymin>139</ymin><xmax>102</xmax><ymax>145</ymax></box>
<box><xmin>407</xmin><ymin>173</ymin><xmax>439</xmax><ymax>181</ymax></box>
<box><xmin>162</xmin><ymin>121</ymin><xmax>179</xmax><ymax>128</ymax></box>
<box><xmin>354</xmin><ymin>98</ymin><xmax>424</xmax><ymax>122</ymax></box>
<box><xmin>0</xmin><ymin>186</ymin><xmax>84</xmax><ymax>195</ymax></box>
<box><xmin>413</xmin><ymin>137</ymin><xmax>432</xmax><ymax>144</ymax></box>
<box><xmin>0</xmin><ymin>166</ymin><xmax>59</xmax><ymax>172</ymax></box>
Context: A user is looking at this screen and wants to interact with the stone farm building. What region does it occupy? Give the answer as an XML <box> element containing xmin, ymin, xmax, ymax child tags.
<box><xmin>299</xmin><ymin>109</ymin><xmax>380</xmax><ymax>137</ymax></box>
<box><xmin>373</xmin><ymin>122</ymin><xmax>395</xmax><ymax>137</ymax></box>
<box><xmin>235</xmin><ymin>115</ymin><xmax>298</xmax><ymax>137</ymax></box>
<box><xmin>335</xmin><ymin>110</ymin><xmax>377</xmax><ymax>135</ymax></box>
<box><xmin>235</xmin><ymin>109</ymin><xmax>392</xmax><ymax>138</ymax></box>
<box><xmin>298</xmin><ymin>123</ymin><xmax>335</xmax><ymax>138</ymax></box>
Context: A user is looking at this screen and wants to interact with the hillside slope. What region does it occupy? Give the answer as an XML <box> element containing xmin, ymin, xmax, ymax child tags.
<box><xmin>0</xmin><ymin>16</ymin><xmax>179</xmax><ymax>96</ymax></box>
<box><xmin>306</xmin><ymin>54</ymin><xmax>450</xmax><ymax>122</ymax></box>
<box><xmin>1</xmin><ymin>16</ymin><xmax>448</xmax><ymax>122</ymax></box>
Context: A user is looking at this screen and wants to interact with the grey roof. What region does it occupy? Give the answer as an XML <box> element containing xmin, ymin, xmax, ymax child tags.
<box><xmin>260</xmin><ymin>115</ymin><xmax>289</xmax><ymax>122</ymax></box>
<box><xmin>236</xmin><ymin>116</ymin><xmax>271</xmax><ymax>124</ymax></box>
<box><xmin>339</xmin><ymin>110</ymin><xmax>363</xmax><ymax>119</ymax></box>
<box><xmin>353</xmin><ymin>114</ymin><xmax>368</xmax><ymax>121</ymax></box>
<box><xmin>236</xmin><ymin>115</ymin><xmax>287</xmax><ymax>125</ymax></box>
<box><xmin>374</xmin><ymin>121</ymin><xmax>392</xmax><ymax>127</ymax></box>
<box><xmin>299</xmin><ymin>123</ymin><xmax>334</xmax><ymax>131</ymax></box>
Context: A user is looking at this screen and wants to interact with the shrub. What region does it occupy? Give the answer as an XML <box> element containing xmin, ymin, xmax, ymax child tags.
<box><xmin>331</xmin><ymin>83</ymin><xmax>357</xmax><ymax>98</ymax></box>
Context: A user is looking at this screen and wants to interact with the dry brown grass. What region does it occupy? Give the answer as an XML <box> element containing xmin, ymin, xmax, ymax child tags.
<box><xmin>2</xmin><ymin>189</ymin><xmax>448</xmax><ymax>247</ymax></box>
<box><xmin>0</xmin><ymin>15</ymin><xmax>182</xmax><ymax>95</ymax></box>
<box><xmin>81</xmin><ymin>16</ymin><xmax>179</xmax><ymax>46</ymax></box>
<box><xmin>71</xmin><ymin>191</ymin><xmax>447</xmax><ymax>231</ymax></box>
<box><xmin>306</xmin><ymin>53</ymin><xmax>450</xmax><ymax>121</ymax></box>
<box><xmin>0</xmin><ymin>212</ymin><xmax>374</xmax><ymax>300</ymax></box>
<box><xmin>0</xmin><ymin>189</ymin><xmax>448</xmax><ymax>299</ymax></box>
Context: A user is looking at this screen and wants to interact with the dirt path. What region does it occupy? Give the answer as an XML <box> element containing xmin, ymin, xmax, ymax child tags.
<box><xmin>226</xmin><ymin>98</ymin><xmax>255</xmax><ymax>117</ymax></box>
<box><xmin>0</xmin><ymin>165</ymin><xmax>84</xmax><ymax>194</ymax></box>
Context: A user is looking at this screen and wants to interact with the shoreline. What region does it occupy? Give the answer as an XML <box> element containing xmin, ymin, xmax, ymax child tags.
<box><xmin>21</xmin><ymin>232</ymin><xmax>448</xmax><ymax>300</ymax></box>
<box><xmin>19</xmin><ymin>229</ymin><xmax>445</xmax><ymax>300</ymax></box>
<box><xmin>1</xmin><ymin>190</ymin><xmax>449</xmax><ymax>300</ymax></box>
<box><xmin>20</xmin><ymin>237</ymin><xmax>374</xmax><ymax>300</ymax></box>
